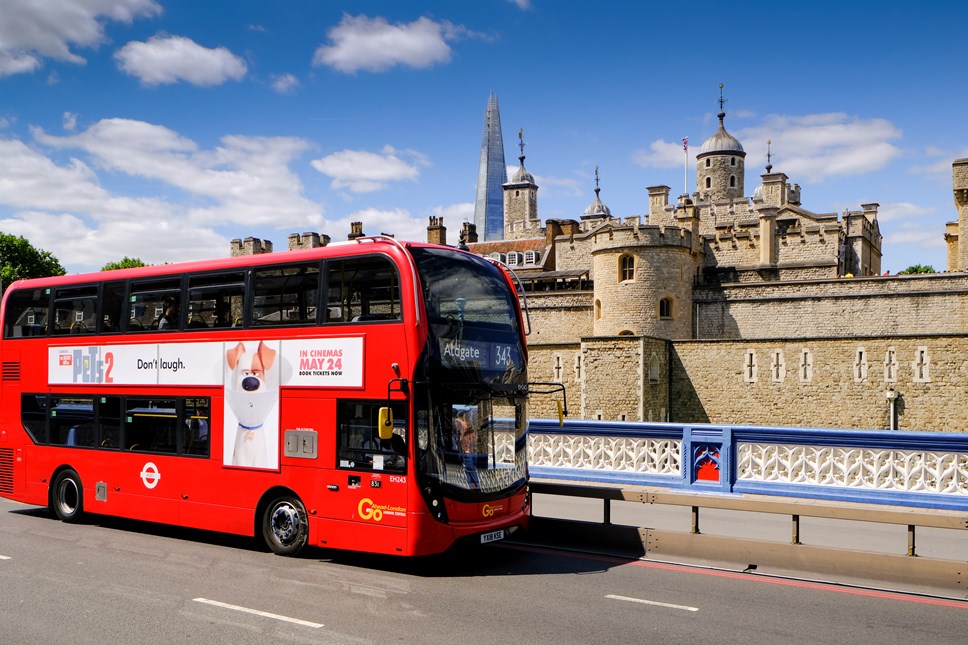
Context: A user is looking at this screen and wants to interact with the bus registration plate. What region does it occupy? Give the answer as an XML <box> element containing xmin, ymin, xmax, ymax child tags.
<box><xmin>480</xmin><ymin>529</ymin><xmax>505</xmax><ymax>544</ymax></box>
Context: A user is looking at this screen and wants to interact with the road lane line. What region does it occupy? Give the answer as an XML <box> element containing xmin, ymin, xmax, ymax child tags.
<box><xmin>193</xmin><ymin>598</ymin><xmax>323</xmax><ymax>628</ymax></box>
<box><xmin>606</xmin><ymin>594</ymin><xmax>698</xmax><ymax>612</ymax></box>
<box><xmin>0</xmin><ymin>555</ymin><xmax>11</xmax><ymax>560</ymax></box>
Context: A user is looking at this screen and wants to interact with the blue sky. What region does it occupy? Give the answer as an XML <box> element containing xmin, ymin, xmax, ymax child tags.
<box><xmin>1</xmin><ymin>0</ymin><xmax>965</xmax><ymax>274</ymax></box>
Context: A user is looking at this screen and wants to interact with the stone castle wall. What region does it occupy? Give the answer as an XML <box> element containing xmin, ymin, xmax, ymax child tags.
<box><xmin>695</xmin><ymin>273</ymin><xmax>968</xmax><ymax>340</ymax></box>
<box><xmin>526</xmin><ymin>292</ymin><xmax>593</xmax><ymax>344</ymax></box>
<box><xmin>670</xmin><ymin>335</ymin><xmax>968</xmax><ymax>433</ymax></box>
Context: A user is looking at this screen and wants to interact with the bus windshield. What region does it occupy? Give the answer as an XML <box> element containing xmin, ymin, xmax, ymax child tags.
<box><xmin>411</xmin><ymin>247</ymin><xmax>528</xmax><ymax>498</ymax></box>
<box><xmin>416</xmin><ymin>386</ymin><xmax>526</xmax><ymax>496</ymax></box>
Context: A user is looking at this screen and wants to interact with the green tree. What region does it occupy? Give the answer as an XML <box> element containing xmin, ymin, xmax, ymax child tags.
<box><xmin>101</xmin><ymin>256</ymin><xmax>149</xmax><ymax>271</ymax></box>
<box><xmin>0</xmin><ymin>232</ymin><xmax>66</xmax><ymax>289</ymax></box>
<box><xmin>898</xmin><ymin>264</ymin><xmax>936</xmax><ymax>275</ymax></box>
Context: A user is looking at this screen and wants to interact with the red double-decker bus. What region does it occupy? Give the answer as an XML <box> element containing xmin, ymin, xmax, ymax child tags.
<box><xmin>0</xmin><ymin>237</ymin><xmax>530</xmax><ymax>556</ymax></box>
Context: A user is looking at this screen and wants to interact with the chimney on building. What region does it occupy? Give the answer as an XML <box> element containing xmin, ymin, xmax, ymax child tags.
<box><xmin>288</xmin><ymin>231</ymin><xmax>330</xmax><ymax>251</ymax></box>
<box><xmin>648</xmin><ymin>185</ymin><xmax>670</xmax><ymax>221</ymax></box>
<box><xmin>461</xmin><ymin>221</ymin><xmax>479</xmax><ymax>244</ymax></box>
<box><xmin>230</xmin><ymin>237</ymin><xmax>273</xmax><ymax>256</ymax></box>
<box><xmin>427</xmin><ymin>216</ymin><xmax>447</xmax><ymax>245</ymax></box>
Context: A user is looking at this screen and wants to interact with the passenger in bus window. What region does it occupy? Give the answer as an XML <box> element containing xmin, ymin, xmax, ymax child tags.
<box><xmin>157</xmin><ymin>297</ymin><xmax>178</xmax><ymax>330</ymax></box>
<box><xmin>457</xmin><ymin>412</ymin><xmax>480</xmax><ymax>488</ymax></box>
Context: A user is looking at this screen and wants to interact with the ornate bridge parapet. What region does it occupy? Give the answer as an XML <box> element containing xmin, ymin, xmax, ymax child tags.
<box><xmin>528</xmin><ymin>419</ymin><xmax>968</xmax><ymax>511</ymax></box>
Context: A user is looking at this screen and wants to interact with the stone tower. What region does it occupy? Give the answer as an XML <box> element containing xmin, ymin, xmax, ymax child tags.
<box><xmin>696</xmin><ymin>86</ymin><xmax>746</xmax><ymax>208</ymax></box>
<box><xmin>953</xmin><ymin>158</ymin><xmax>968</xmax><ymax>271</ymax></box>
<box><xmin>504</xmin><ymin>129</ymin><xmax>541</xmax><ymax>241</ymax></box>
<box><xmin>473</xmin><ymin>93</ymin><xmax>508</xmax><ymax>242</ymax></box>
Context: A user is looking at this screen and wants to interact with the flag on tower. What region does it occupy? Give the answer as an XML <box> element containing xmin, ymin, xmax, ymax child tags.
<box><xmin>683</xmin><ymin>136</ymin><xmax>688</xmax><ymax>151</ymax></box>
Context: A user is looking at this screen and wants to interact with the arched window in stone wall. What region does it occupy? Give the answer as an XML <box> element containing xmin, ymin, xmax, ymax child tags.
<box><xmin>884</xmin><ymin>347</ymin><xmax>898</xmax><ymax>383</ymax></box>
<box><xmin>648</xmin><ymin>353</ymin><xmax>661</xmax><ymax>383</ymax></box>
<box><xmin>658</xmin><ymin>297</ymin><xmax>673</xmax><ymax>320</ymax></box>
<box><xmin>729</xmin><ymin>175</ymin><xmax>736</xmax><ymax>188</ymax></box>
<box><xmin>618</xmin><ymin>329</ymin><xmax>634</xmax><ymax>336</ymax></box>
<box><xmin>619</xmin><ymin>254</ymin><xmax>635</xmax><ymax>282</ymax></box>
<box><xmin>705</xmin><ymin>176</ymin><xmax>712</xmax><ymax>189</ymax></box>
<box><xmin>705</xmin><ymin>158</ymin><xmax>711</xmax><ymax>168</ymax></box>
<box><xmin>594</xmin><ymin>299</ymin><xmax>602</xmax><ymax>321</ymax></box>
<box><xmin>743</xmin><ymin>350</ymin><xmax>758</xmax><ymax>384</ymax></box>
<box><xmin>771</xmin><ymin>350</ymin><xmax>785</xmax><ymax>383</ymax></box>
<box><xmin>854</xmin><ymin>348</ymin><xmax>868</xmax><ymax>383</ymax></box>
<box><xmin>799</xmin><ymin>349</ymin><xmax>813</xmax><ymax>383</ymax></box>
<box><xmin>913</xmin><ymin>346</ymin><xmax>930</xmax><ymax>383</ymax></box>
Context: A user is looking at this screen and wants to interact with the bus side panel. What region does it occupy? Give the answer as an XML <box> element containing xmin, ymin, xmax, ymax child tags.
<box><xmin>0</xmin><ymin>348</ymin><xmax>26</xmax><ymax>503</ymax></box>
<box><xmin>312</xmin><ymin>517</ymin><xmax>410</xmax><ymax>556</ymax></box>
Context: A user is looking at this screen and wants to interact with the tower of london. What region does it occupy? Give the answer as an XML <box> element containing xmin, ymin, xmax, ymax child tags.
<box><xmin>237</xmin><ymin>94</ymin><xmax>968</xmax><ymax>433</ymax></box>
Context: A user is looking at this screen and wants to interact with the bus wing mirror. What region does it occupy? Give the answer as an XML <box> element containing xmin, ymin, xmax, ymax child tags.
<box><xmin>378</xmin><ymin>407</ymin><xmax>394</xmax><ymax>440</ymax></box>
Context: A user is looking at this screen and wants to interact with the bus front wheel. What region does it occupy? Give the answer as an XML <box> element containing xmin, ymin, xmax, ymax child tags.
<box><xmin>262</xmin><ymin>496</ymin><xmax>308</xmax><ymax>556</ymax></box>
<box><xmin>51</xmin><ymin>469</ymin><xmax>84</xmax><ymax>523</ymax></box>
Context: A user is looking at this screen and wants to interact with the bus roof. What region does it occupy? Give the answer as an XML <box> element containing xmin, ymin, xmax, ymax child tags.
<box><xmin>3</xmin><ymin>236</ymin><xmax>459</xmax><ymax>291</ymax></box>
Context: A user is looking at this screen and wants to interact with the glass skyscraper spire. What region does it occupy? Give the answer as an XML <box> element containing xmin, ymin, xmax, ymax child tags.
<box><xmin>473</xmin><ymin>93</ymin><xmax>507</xmax><ymax>242</ymax></box>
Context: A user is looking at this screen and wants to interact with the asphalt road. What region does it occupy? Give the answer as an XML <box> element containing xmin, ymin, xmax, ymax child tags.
<box><xmin>1</xmin><ymin>496</ymin><xmax>966</xmax><ymax>645</ymax></box>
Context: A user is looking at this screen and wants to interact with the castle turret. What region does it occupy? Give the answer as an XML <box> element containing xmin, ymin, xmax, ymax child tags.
<box><xmin>696</xmin><ymin>85</ymin><xmax>746</xmax><ymax>204</ymax></box>
<box><xmin>230</xmin><ymin>237</ymin><xmax>272</xmax><ymax>256</ymax></box>
<box><xmin>504</xmin><ymin>128</ymin><xmax>542</xmax><ymax>241</ymax></box>
<box><xmin>954</xmin><ymin>158</ymin><xmax>968</xmax><ymax>271</ymax></box>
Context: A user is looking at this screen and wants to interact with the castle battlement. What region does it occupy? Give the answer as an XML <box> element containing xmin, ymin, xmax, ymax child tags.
<box><xmin>588</xmin><ymin>222</ymin><xmax>695</xmax><ymax>252</ymax></box>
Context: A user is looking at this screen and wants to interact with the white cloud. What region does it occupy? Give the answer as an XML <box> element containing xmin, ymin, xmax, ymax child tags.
<box><xmin>0</xmin><ymin>0</ymin><xmax>161</xmax><ymax>76</ymax></box>
<box><xmin>430</xmin><ymin>202</ymin><xmax>474</xmax><ymax>223</ymax></box>
<box><xmin>876</xmin><ymin>202</ymin><xmax>933</xmax><ymax>224</ymax></box>
<box><xmin>326</xmin><ymin>208</ymin><xmax>419</xmax><ymax>241</ymax></box>
<box><xmin>884</xmin><ymin>227</ymin><xmax>946</xmax><ymax>250</ymax></box>
<box><xmin>637</xmin><ymin>113</ymin><xmax>903</xmax><ymax>182</ymax></box>
<box><xmin>270</xmin><ymin>73</ymin><xmax>299</xmax><ymax>94</ymax></box>
<box><xmin>633</xmin><ymin>138</ymin><xmax>688</xmax><ymax>169</ymax></box>
<box><xmin>33</xmin><ymin>119</ymin><xmax>323</xmax><ymax>228</ymax></box>
<box><xmin>533</xmin><ymin>174</ymin><xmax>583</xmax><ymax>198</ymax></box>
<box><xmin>313</xmin><ymin>14</ymin><xmax>473</xmax><ymax>73</ymax></box>
<box><xmin>311</xmin><ymin>145</ymin><xmax>425</xmax><ymax>192</ymax></box>
<box><xmin>0</xmin><ymin>119</ymin><xmax>332</xmax><ymax>271</ymax></box>
<box><xmin>62</xmin><ymin>111</ymin><xmax>77</xmax><ymax>131</ymax></box>
<box><xmin>737</xmin><ymin>113</ymin><xmax>902</xmax><ymax>182</ymax></box>
<box><xmin>115</xmin><ymin>34</ymin><xmax>247</xmax><ymax>86</ymax></box>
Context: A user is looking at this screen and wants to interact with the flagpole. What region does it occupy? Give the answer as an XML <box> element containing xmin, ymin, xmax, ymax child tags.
<box><xmin>682</xmin><ymin>136</ymin><xmax>689</xmax><ymax>195</ymax></box>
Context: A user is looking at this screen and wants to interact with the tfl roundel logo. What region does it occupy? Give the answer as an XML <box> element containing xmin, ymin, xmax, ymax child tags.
<box><xmin>140</xmin><ymin>462</ymin><xmax>161</xmax><ymax>489</ymax></box>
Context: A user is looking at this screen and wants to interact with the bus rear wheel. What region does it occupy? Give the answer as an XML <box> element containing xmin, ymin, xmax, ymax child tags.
<box><xmin>51</xmin><ymin>469</ymin><xmax>84</xmax><ymax>523</ymax></box>
<box><xmin>262</xmin><ymin>496</ymin><xmax>308</xmax><ymax>556</ymax></box>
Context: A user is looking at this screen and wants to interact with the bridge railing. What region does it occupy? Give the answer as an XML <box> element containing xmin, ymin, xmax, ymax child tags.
<box><xmin>527</xmin><ymin>419</ymin><xmax>968</xmax><ymax>512</ymax></box>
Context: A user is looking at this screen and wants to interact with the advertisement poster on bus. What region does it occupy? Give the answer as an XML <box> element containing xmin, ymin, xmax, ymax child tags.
<box><xmin>223</xmin><ymin>340</ymin><xmax>281</xmax><ymax>470</ymax></box>
<box><xmin>48</xmin><ymin>336</ymin><xmax>365</xmax><ymax>471</ymax></box>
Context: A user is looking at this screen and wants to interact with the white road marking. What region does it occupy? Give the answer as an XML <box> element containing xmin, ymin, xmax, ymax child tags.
<box><xmin>193</xmin><ymin>598</ymin><xmax>324</xmax><ymax>628</ymax></box>
<box><xmin>606</xmin><ymin>594</ymin><xmax>699</xmax><ymax>612</ymax></box>
<box><xmin>0</xmin><ymin>555</ymin><xmax>11</xmax><ymax>560</ymax></box>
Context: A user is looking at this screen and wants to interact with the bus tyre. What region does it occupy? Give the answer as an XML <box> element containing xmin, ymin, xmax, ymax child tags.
<box><xmin>51</xmin><ymin>469</ymin><xmax>84</xmax><ymax>523</ymax></box>
<box><xmin>262</xmin><ymin>496</ymin><xmax>308</xmax><ymax>556</ymax></box>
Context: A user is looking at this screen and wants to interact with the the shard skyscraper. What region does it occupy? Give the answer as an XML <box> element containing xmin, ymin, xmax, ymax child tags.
<box><xmin>473</xmin><ymin>93</ymin><xmax>507</xmax><ymax>242</ymax></box>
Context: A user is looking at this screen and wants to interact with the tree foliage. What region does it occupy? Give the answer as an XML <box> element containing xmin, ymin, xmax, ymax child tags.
<box><xmin>898</xmin><ymin>264</ymin><xmax>936</xmax><ymax>275</ymax></box>
<box><xmin>0</xmin><ymin>232</ymin><xmax>66</xmax><ymax>289</ymax></box>
<box><xmin>101</xmin><ymin>257</ymin><xmax>149</xmax><ymax>271</ymax></box>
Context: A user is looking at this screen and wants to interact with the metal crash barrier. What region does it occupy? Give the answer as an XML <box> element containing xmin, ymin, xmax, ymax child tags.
<box><xmin>524</xmin><ymin>418</ymin><xmax>968</xmax><ymax>596</ymax></box>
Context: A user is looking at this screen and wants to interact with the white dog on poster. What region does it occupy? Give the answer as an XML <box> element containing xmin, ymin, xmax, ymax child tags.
<box><xmin>224</xmin><ymin>341</ymin><xmax>279</xmax><ymax>468</ymax></box>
